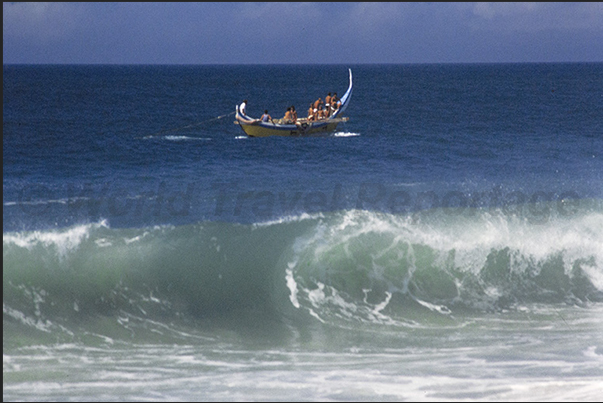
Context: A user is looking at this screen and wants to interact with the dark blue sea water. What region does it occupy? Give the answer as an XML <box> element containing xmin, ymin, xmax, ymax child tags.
<box><xmin>4</xmin><ymin>64</ymin><xmax>603</xmax><ymax>401</ymax></box>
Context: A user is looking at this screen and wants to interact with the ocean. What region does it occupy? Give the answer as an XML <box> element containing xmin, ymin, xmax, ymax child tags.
<box><xmin>3</xmin><ymin>64</ymin><xmax>603</xmax><ymax>401</ymax></box>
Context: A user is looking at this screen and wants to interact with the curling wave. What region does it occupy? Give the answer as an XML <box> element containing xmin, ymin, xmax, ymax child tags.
<box><xmin>3</xmin><ymin>202</ymin><xmax>603</xmax><ymax>341</ymax></box>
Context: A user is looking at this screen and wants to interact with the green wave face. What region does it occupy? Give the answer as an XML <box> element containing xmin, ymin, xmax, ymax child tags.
<box><xmin>4</xmin><ymin>202</ymin><xmax>603</xmax><ymax>343</ymax></box>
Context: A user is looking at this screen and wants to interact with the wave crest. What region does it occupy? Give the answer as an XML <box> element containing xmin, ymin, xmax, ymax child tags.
<box><xmin>3</xmin><ymin>205</ymin><xmax>602</xmax><ymax>337</ymax></box>
<box><xmin>284</xmin><ymin>208</ymin><xmax>603</xmax><ymax>324</ymax></box>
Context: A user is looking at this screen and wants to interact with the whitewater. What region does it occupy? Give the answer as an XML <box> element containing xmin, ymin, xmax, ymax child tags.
<box><xmin>5</xmin><ymin>205</ymin><xmax>603</xmax><ymax>400</ymax></box>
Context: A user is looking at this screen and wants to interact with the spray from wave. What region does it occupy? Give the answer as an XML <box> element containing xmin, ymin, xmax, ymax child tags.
<box><xmin>283</xmin><ymin>206</ymin><xmax>603</xmax><ymax>327</ymax></box>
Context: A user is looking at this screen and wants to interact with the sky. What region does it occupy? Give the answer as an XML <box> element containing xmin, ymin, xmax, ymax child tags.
<box><xmin>3</xmin><ymin>2</ymin><xmax>603</xmax><ymax>64</ymax></box>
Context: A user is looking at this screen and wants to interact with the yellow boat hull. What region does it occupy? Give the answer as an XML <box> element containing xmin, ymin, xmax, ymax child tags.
<box><xmin>235</xmin><ymin>118</ymin><xmax>347</xmax><ymax>137</ymax></box>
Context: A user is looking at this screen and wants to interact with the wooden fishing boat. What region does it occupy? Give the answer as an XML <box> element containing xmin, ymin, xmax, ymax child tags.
<box><xmin>235</xmin><ymin>69</ymin><xmax>352</xmax><ymax>137</ymax></box>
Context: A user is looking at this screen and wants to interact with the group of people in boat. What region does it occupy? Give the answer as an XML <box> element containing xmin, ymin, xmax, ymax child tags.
<box><xmin>258</xmin><ymin>107</ymin><xmax>297</xmax><ymax>124</ymax></box>
<box><xmin>241</xmin><ymin>92</ymin><xmax>342</xmax><ymax>126</ymax></box>
<box><xmin>307</xmin><ymin>92</ymin><xmax>341</xmax><ymax>122</ymax></box>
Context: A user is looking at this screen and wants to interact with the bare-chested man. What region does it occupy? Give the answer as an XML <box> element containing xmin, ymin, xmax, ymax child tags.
<box><xmin>307</xmin><ymin>103</ymin><xmax>315</xmax><ymax>121</ymax></box>
<box><xmin>283</xmin><ymin>107</ymin><xmax>293</xmax><ymax>124</ymax></box>
<box><xmin>313</xmin><ymin>97</ymin><xmax>323</xmax><ymax>110</ymax></box>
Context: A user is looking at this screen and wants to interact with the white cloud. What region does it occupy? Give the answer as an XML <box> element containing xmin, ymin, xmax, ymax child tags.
<box><xmin>236</xmin><ymin>2</ymin><xmax>320</xmax><ymax>21</ymax></box>
<box><xmin>342</xmin><ymin>2</ymin><xmax>406</xmax><ymax>37</ymax></box>
<box><xmin>472</xmin><ymin>2</ymin><xmax>540</xmax><ymax>20</ymax></box>
<box><xmin>3</xmin><ymin>2</ymin><xmax>86</xmax><ymax>40</ymax></box>
<box><xmin>470</xmin><ymin>2</ymin><xmax>603</xmax><ymax>32</ymax></box>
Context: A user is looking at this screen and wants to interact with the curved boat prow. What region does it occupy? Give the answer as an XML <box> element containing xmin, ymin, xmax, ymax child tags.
<box><xmin>235</xmin><ymin>104</ymin><xmax>255</xmax><ymax>124</ymax></box>
<box><xmin>332</xmin><ymin>68</ymin><xmax>353</xmax><ymax>118</ymax></box>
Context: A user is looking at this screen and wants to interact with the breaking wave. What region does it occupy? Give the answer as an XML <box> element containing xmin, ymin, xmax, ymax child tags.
<box><xmin>4</xmin><ymin>202</ymin><xmax>602</xmax><ymax>343</ymax></box>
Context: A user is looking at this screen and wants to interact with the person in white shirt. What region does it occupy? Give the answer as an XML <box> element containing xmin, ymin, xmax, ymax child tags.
<box><xmin>239</xmin><ymin>100</ymin><xmax>248</xmax><ymax>116</ymax></box>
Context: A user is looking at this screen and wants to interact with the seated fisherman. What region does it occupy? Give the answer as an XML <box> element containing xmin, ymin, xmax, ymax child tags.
<box><xmin>260</xmin><ymin>110</ymin><xmax>273</xmax><ymax>123</ymax></box>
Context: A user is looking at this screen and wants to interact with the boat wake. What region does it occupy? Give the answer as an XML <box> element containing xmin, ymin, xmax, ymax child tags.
<box><xmin>163</xmin><ymin>135</ymin><xmax>211</xmax><ymax>141</ymax></box>
<box><xmin>142</xmin><ymin>135</ymin><xmax>211</xmax><ymax>141</ymax></box>
<box><xmin>332</xmin><ymin>132</ymin><xmax>360</xmax><ymax>138</ymax></box>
